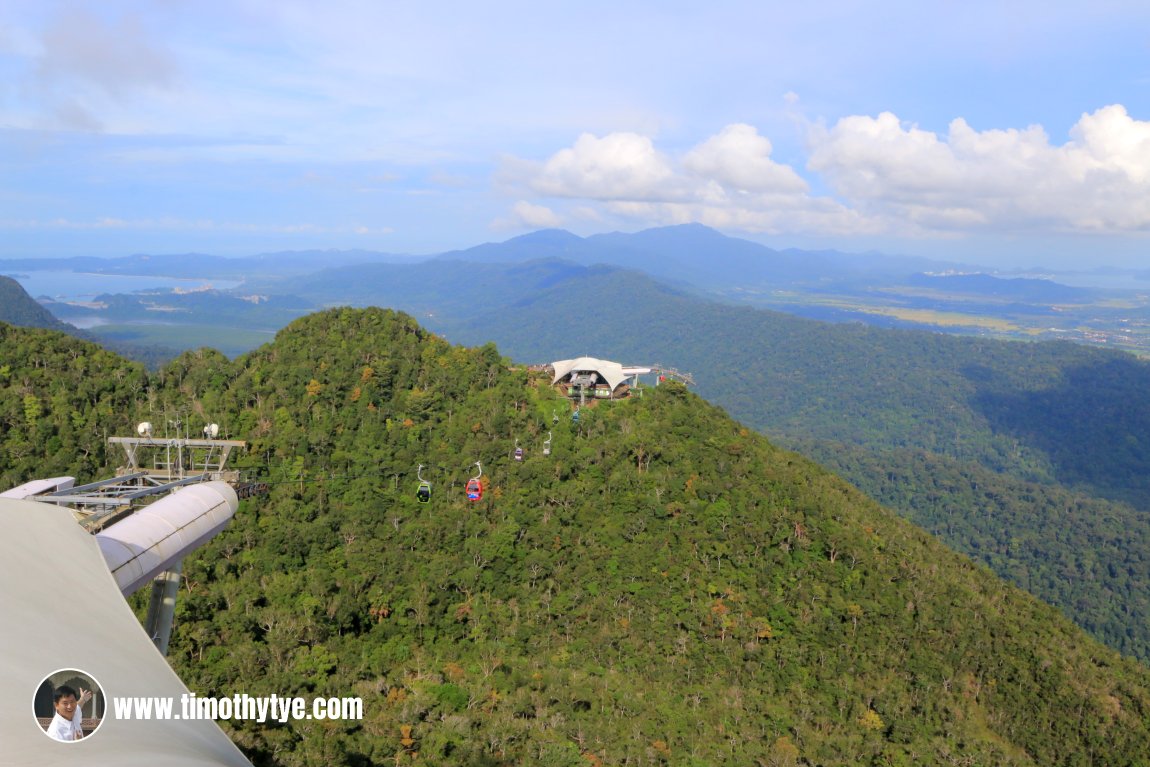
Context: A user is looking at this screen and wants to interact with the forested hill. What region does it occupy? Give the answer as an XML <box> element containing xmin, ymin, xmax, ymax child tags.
<box><xmin>0</xmin><ymin>274</ymin><xmax>77</xmax><ymax>332</ymax></box>
<box><xmin>793</xmin><ymin>437</ymin><xmax>1150</xmax><ymax>660</ymax></box>
<box><xmin>0</xmin><ymin>322</ymin><xmax>147</xmax><ymax>489</ymax></box>
<box><xmin>0</xmin><ymin>277</ymin><xmax>178</xmax><ymax>369</ymax></box>
<box><xmin>435</xmin><ymin>266</ymin><xmax>1150</xmax><ymax>502</ymax></box>
<box><xmin>5</xmin><ymin>310</ymin><xmax>1149</xmax><ymax>765</ymax></box>
<box><xmin>421</xmin><ymin>264</ymin><xmax>1150</xmax><ymax>660</ymax></box>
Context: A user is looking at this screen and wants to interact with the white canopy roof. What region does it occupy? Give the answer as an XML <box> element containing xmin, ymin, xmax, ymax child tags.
<box><xmin>551</xmin><ymin>357</ymin><xmax>631</xmax><ymax>391</ymax></box>
<box><xmin>0</xmin><ymin>496</ymin><xmax>252</xmax><ymax>766</ymax></box>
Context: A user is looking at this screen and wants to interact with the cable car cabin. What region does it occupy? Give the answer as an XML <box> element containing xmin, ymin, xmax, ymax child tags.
<box><xmin>416</xmin><ymin>481</ymin><xmax>431</xmax><ymax>503</ymax></box>
<box><xmin>465</xmin><ymin>478</ymin><xmax>483</xmax><ymax>501</ymax></box>
<box><xmin>514</xmin><ymin>447</ymin><xmax>524</xmax><ymax>461</ymax></box>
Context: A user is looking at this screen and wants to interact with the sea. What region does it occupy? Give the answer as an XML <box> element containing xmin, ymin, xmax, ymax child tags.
<box><xmin>4</xmin><ymin>270</ymin><xmax>243</xmax><ymax>303</ymax></box>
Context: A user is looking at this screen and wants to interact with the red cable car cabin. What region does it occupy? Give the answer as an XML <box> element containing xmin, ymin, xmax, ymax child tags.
<box><xmin>466</xmin><ymin>478</ymin><xmax>482</xmax><ymax>501</ymax></box>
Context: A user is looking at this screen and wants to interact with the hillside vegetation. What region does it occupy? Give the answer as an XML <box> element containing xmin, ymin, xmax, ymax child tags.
<box><xmin>15</xmin><ymin>232</ymin><xmax>1150</xmax><ymax>667</ymax></box>
<box><xmin>794</xmin><ymin>438</ymin><xmax>1150</xmax><ymax>660</ymax></box>
<box><xmin>0</xmin><ymin>276</ymin><xmax>178</xmax><ymax>368</ymax></box>
<box><xmin>5</xmin><ymin>312</ymin><xmax>1149</xmax><ymax>766</ymax></box>
<box><xmin>440</xmin><ymin>269</ymin><xmax>1145</xmax><ymax>495</ymax></box>
<box><xmin>0</xmin><ymin>274</ymin><xmax>78</xmax><ymax>332</ymax></box>
<box><xmin>421</xmin><ymin>265</ymin><xmax>1150</xmax><ymax>661</ymax></box>
<box><xmin>0</xmin><ymin>322</ymin><xmax>146</xmax><ymax>487</ymax></box>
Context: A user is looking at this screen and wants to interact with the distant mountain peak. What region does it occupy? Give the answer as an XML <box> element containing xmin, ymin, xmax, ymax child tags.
<box><xmin>595</xmin><ymin>222</ymin><xmax>727</xmax><ymax>241</ymax></box>
<box><xmin>651</xmin><ymin>222</ymin><xmax>721</xmax><ymax>234</ymax></box>
<box><xmin>505</xmin><ymin>228</ymin><xmax>584</xmax><ymax>245</ymax></box>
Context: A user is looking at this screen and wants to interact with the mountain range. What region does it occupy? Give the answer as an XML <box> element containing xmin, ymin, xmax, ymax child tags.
<box><xmin>438</xmin><ymin>224</ymin><xmax>969</xmax><ymax>291</ymax></box>
<box><xmin>8</xmin><ymin>226</ymin><xmax>1150</xmax><ymax>661</ymax></box>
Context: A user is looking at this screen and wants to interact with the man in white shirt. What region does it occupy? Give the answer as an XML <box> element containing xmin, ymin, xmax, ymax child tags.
<box><xmin>45</xmin><ymin>685</ymin><xmax>92</xmax><ymax>742</ymax></box>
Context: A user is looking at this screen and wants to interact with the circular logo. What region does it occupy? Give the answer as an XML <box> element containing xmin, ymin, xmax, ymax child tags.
<box><xmin>34</xmin><ymin>669</ymin><xmax>105</xmax><ymax>743</ymax></box>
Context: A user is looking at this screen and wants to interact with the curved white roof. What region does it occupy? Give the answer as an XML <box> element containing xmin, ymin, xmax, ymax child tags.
<box><xmin>0</xmin><ymin>476</ymin><xmax>74</xmax><ymax>499</ymax></box>
<box><xmin>0</xmin><ymin>496</ymin><xmax>252</xmax><ymax>766</ymax></box>
<box><xmin>551</xmin><ymin>357</ymin><xmax>630</xmax><ymax>391</ymax></box>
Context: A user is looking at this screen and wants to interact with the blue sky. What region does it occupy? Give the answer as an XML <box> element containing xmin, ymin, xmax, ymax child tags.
<box><xmin>2</xmin><ymin>1</ymin><xmax>1149</xmax><ymax>269</ymax></box>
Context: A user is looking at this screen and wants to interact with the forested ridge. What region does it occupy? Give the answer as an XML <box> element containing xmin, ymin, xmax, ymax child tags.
<box><xmin>792</xmin><ymin>438</ymin><xmax>1150</xmax><ymax>660</ymax></box>
<box><xmin>0</xmin><ymin>276</ymin><xmax>178</xmax><ymax>369</ymax></box>
<box><xmin>0</xmin><ymin>322</ymin><xmax>146</xmax><ymax>487</ymax></box>
<box><xmin>0</xmin><ymin>274</ymin><xmax>78</xmax><ymax>333</ymax></box>
<box><xmin>442</xmin><ymin>268</ymin><xmax>1147</xmax><ymax>497</ymax></box>
<box><xmin>3</xmin><ymin>310</ymin><xmax>1150</xmax><ymax>766</ymax></box>
<box><xmin>421</xmin><ymin>265</ymin><xmax>1150</xmax><ymax>661</ymax></box>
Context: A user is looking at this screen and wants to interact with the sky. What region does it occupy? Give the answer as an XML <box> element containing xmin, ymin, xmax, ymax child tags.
<box><xmin>2</xmin><ymin>0</ymin><xmax>1149</xmax><ymax>270</ymax></box>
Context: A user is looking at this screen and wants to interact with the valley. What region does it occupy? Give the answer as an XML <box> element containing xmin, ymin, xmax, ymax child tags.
<box><xmin>725</xmin><ymin>277</ymin><xmax>1150</xmax><ymax>355</ymax></box>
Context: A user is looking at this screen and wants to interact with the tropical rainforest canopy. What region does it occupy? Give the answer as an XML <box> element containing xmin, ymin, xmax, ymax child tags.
<box><xmin>423</xmin><ymin>265</ymin><xmax>1150</xmax><ymax>663</ymax></box>
<box><xmin>2</xmin><ymin>310</ymin><xmax>1149</xmax><ymax>766</ymax></box>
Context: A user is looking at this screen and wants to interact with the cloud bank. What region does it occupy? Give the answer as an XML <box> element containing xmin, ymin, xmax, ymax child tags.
<box><xmin>503</xmin><ymin>106</ymin><xmax>1150</xmax><ymax>239</ymax></box>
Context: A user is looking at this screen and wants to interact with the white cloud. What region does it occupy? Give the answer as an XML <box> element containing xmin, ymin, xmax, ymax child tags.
<box><xmin>1071</xmin><ymin>104</ymin><xmax>1150</xmax><ymax>184</ymax></box>
<box><xmin>527</xmin><ymin>132</ymin><xmax>678</xmax><ymax>201</ymax></box>
<box><xmin>808</xmin><ymin>105</ymin><xmax>1150</xmax><ymax>233</ymax></box>
<box><xmin>511</xmin><ymin>201</ymin><xmax>562</xmax><ymax>228</ymax></box>
<box><xmin>504</xmin><ymin>126</ymin><xmax>878</xmax><ymax>236</ymax></box>
<box><xmin>506</xmin><ymin>107</ymin><xmax>1150</xmax><ymax>241</ymax></box>
<box><xmin>491</xmin><ymin>201</ymin><xmax>563</xmax><ymax>232</ymax></box>
<box><xmin>682</xmin><ymin>124</ymin><xmax>808</xmax><ymax>194</ymax></box>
